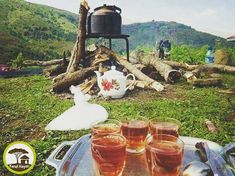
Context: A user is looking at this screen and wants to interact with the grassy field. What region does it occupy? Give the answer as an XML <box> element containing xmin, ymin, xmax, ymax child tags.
<box><xmin>0</xmin><ymin>74</ymin><xmax>235</xmax><ymax>175</ymax></box>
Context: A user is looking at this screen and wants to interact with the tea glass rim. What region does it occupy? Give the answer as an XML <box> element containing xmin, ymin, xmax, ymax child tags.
<box><xmin>91</xmin><ymin>133</ymin><xmax>126</xmax><ymax>149</ymax></box>
<box><xmin>146</xmin><ymin>134</ymin><xmax>184</xmax><ymax>152</ymax></box>
<box><xmin>92</xmin><ymin>118</ymin><xmax>122</xmax><ymax>127</ymax></box>
<box><xmin>149</xmin><ymin>117</ymin><xmax>181</xmax><ymax>127</ymax></box>
<box><xmin>91</xmin><ymin>119</ymin><xmax>122</xmax><ymax>134</ymax></box>
<box><xmin>121</xmin><ymin>116</ymin><xmax>149</xmax><ymax>125</ymax></box>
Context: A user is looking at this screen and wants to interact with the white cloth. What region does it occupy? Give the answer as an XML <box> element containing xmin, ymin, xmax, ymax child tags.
<box><xmin>45</xmin><ymin>86</ymin><xmax>108</xmax><ymax>131</ymax></box>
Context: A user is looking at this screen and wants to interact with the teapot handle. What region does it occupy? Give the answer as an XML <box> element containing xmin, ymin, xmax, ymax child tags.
<box><xmin>125</xmin><ymin>74</ymin><xmax>136</xmax><ymax>91</ymax></box>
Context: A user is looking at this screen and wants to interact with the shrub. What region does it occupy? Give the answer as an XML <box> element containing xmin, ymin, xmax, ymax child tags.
<box><xmin>170</xmin><ymin>45</ymin><xmax>207</xmax><ymax>64</ymax></box>
<box><xmin>10</xmin><ymin>52</ymin><xmax>25</xmax><ymax>69</ymax></box>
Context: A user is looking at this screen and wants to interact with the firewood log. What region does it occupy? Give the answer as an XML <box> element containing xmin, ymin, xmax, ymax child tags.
<box><xmin>79</xmin><ymin>77</ymin><xmax>97</xmax><ymax>94</ymax></box>
<box><xmin>127</xmin><ymin>80</ymin><xmax>159</xmax><ymax>90</ymax></box>
<box><xmin>52</xmin><ymin>66</ymin><xmax>98</xmax><ymax>93</ymax></box>
<box><xmin>67</xmin><ymin>0</ymin><xmax>89</xmax><ymax>73</ymax></box>
<box><xmin>43</xmin><ymin>64</ymin><xmax>67</xmax><ymax>77</ymax></box>
<box><xmin>183</xmin><ymin>72</ymin><xmax>197</xmax><ymax>83</ymax></box>
<box><xmin>24</xmin><ymin>58</ymin><xmax>69</xmax><ymax>66</ymax></box>
<box><xmin>66</xmin><ymin>40</ymin><xmax>78</xmax><ymax>73</ymax></box>
<box><xmin>192</xmin><ymin>64</ymin><xmax>235</xmax><ymax>76</ymax></box>
<box><xmin>99</xmin><ymin>46</ymin><xmax>164</xmax><ymax>91</ymax></box>
<box><xmin>204</xmin><ymin>64</ymin><xmax>235</xmax><ymax>75</ymax></box>
<box><xmin>163</xmin><ymin>61</ymin><xmax>198</xmax><ymax>71</ymax></box>
<box><xmin>91</xmin><ymin>54</ymin><xmax>110</xmax><ymax>66</ymax></box>
<box><xmin>130</xmin><ymin>50</ymin><xmax>181</xmax><ymax>83</ymax></box>
<box><xmin>193</xmin><ymin>78</ymin><xmax>222</xmax><ymax>87</ymax></box>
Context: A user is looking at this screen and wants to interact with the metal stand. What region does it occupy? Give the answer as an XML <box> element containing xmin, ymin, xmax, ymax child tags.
<box><xmin>85</xmin><ymin>34</ymin><xmax>130</xmax><ymax>61</ymax></box>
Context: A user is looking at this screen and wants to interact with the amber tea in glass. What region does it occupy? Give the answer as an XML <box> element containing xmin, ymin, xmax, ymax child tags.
<box><xmin>149</xmin><ymin>118</ymin><xmax>180</xmax><ymax>137</ymax></box>
<box><xmin>92</xmin><ymin>119</ymin><xmax>121</xmax><ymax>135</ymax></box>
<box><xmin>145</xmin><ymin>134</ymin><xmax>184</xmax><ymax>176</ymax></box>
<box><xmin>121</xmin><ymin>119</ymin><xmax>148</xmax><ymax>154</ymax></box>
<box><xmin>91</xmin><ymin>134</ymin><xmax>126</xmax><ymax>176</ymax></box>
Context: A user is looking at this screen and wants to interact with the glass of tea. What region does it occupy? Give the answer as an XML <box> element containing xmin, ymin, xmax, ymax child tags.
<box><xmin>149</xmin><ymin>117</ymin><xmax>181</xmax><ymax>137</ymax></box>
<box><xmin>91</xmin><ymin>134</ymin><xmax>127</xmax><ymax>176</ymax></box>
<box><xmin>121</xmin><ymin>118</ymin><xmax>149</xmax><ymax>154</ymax></box>
<box><xmin>145</xmin><ymin>134</ymin><xmax>184</xmax><ymax>176</ymax></box>
<box><xmin>92</xmin><ymin>119</ymin><xmax>121</xmax><ymax>136</ymax></box>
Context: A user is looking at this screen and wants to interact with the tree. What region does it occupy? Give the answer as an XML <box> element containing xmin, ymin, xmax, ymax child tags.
<box><xmin>8</xmin><ymin>148</ymin><xmax>28</xmax><ymax>164</ymax></box>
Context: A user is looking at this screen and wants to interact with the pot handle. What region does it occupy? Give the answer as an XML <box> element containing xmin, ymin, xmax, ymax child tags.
<box><xmin>125</xmin><ymin>74</ymin><xmax>136</xmax><ymax>91</ymax></box>
<box><xmin>46</xmin><ymin>134</ymin><xmax>91</xmax><ymax>169</ymax></box>
<box><xmin>114</xmin><ymin>6</ymin><xmax>122</xmax><ymax>14</ymax></box>
<box><xmin>45</xmin><ymin>140</ymin><xmax>76</xmax><ymax>169</ymax></box>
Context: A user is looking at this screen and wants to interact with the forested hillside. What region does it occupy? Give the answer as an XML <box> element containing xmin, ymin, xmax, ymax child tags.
<box><xmin>122</xmin><ymin>21</ymin><xmax>223</xmax><ymax>50</ymax></box>
<box><xmin>0</xmin><ymin>0</ymin><xmax>77</xmax><ymax>64</ymax></box>
<box><xmin>0</xmin><ymin>0</ymin><xmax>227</xmax><ymax>64</ymax></box>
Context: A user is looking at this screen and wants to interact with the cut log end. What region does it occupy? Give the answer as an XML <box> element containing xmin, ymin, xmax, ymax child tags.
<box><xmin>165</xmin><ymin>70</ymin><xmax>182</xmax><ymax>83</ymax></box>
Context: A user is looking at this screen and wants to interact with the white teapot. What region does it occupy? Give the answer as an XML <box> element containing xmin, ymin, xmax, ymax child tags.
<box><xmin>95</xmin><ymin>66</ymin><xmax>135</xmax><ymax>98</ymax></box>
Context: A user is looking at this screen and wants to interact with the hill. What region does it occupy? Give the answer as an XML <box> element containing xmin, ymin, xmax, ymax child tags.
<box><xmin>0</xmin><ymin>0</ymin><xmax>226</xmax><ymax>64</ymax></box>
<box><xmin>0</xmin><ymin>0</ymin><xmax>77</xmax><ymax>64</ymax></box>
<box><xmin>122</xmin><ymin>21</ymin><xmax>223</xmax><ymax>50</ymax></box>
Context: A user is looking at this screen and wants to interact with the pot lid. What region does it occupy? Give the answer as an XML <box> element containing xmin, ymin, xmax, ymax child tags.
<box><xmin>93</xmin><ymin>4</ymin><xmax>121</xmax><ymax>14</ymax></box>
<box><xmin>103</xmin><ymin>66</ymin><xmax>123</xmax><ymax>77</ymax></box>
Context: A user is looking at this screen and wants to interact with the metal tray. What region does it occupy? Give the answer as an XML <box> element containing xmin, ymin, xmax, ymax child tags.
<box><xmin>46</xmin><ymin>134</ymin><xmax>223</xmax><ymax>176</ymax></box>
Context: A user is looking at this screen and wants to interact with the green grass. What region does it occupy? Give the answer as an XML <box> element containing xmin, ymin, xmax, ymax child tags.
<box><xmin>0</xmin><ymin>75</ymin><xmax>235</xmax><ymax>175</ymax></box>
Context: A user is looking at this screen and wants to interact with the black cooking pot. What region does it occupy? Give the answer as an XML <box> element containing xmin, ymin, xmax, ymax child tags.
<box><xmin>88</xmin><ymin>4</ymin><xmax>122</xmax><ymax>35</ymax></box>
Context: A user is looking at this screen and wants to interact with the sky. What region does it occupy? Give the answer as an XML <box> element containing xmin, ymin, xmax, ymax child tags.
<box><xmin>25</xmin><ymin>0</ymin><xmax>235</xmax><ymax>38</ymax></box>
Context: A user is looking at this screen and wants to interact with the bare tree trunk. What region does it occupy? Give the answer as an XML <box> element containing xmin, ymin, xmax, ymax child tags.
<box><xmin>67</xmin><ymin>0</ymin><xmax>89</xmax><ymax>73</ymax></box>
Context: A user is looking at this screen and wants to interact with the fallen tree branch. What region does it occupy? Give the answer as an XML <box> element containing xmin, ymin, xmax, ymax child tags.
<box><xmin>127</xmin><ymin>80</ymin><xmax>159</xmax><ymax>90</ymax></box>
<box><xmin>193</xmin><ymin>78</ymin><xmax>222</xmax><ymax>87</ymax></box>
<box><xmin>192</xmin><ymin>64</ymin><xmax>235</xmax><ymax>77</ymax></box>
<box><xmin>24</xmin><ymin>58</ymin><xmax>69</xmax><ymax>66</ymax></box>
<box><xmin>163</xmin><ymin>61</ymin><xmax>198</xmax><ymax>71</ymax></box>
<box><xmin>52</xmin><ymin>66</ymin><xmax>98</xmax><ymax>93</ymax></box>
<box><xmin>203</xmin><ymin>64</ymin><xmax>235</xmax><ymax>75</ymax></box>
